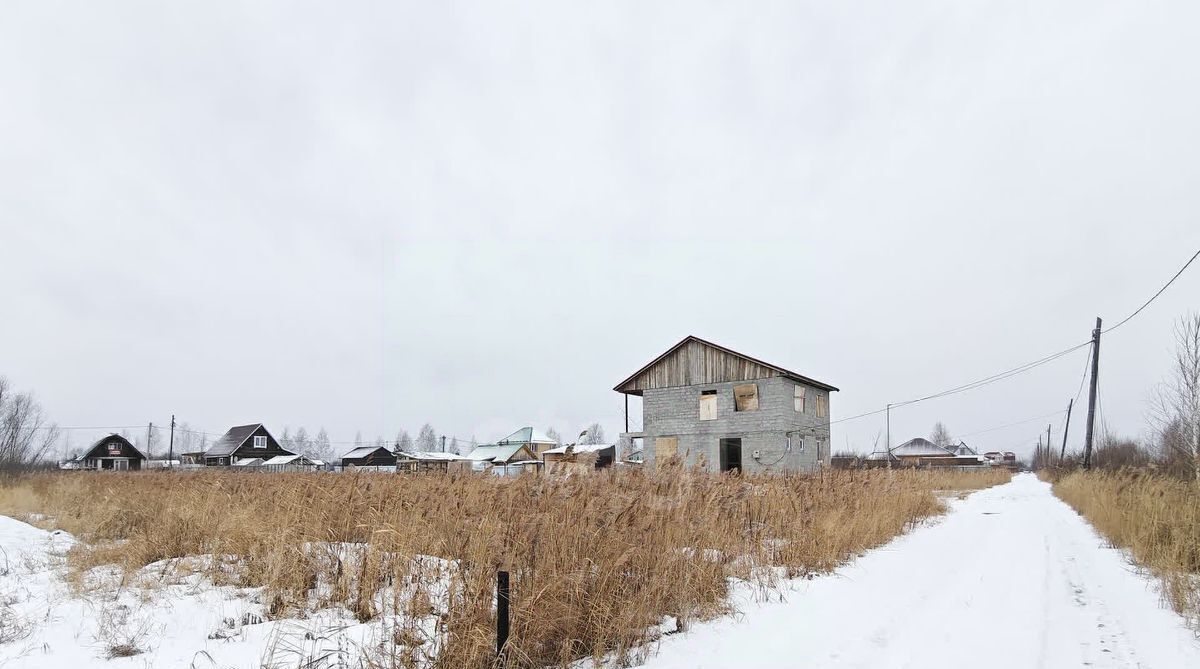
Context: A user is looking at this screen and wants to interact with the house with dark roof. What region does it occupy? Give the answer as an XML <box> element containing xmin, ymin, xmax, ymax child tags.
<box><xmin>614</xmin><ymin>336</ymin><xmax>838</xmax><ymax>474</ymax></box>
<box><xmin>75</xmin><ymin>434</ymin><xmax>147</xmax><ymax>471</ymax></box>
<box><xmin>340</xmin><ymin>445</ymin><xmax>397</xmax><ymax>468</ymax></box>
<box><xmin>202</xmin><ymin>424</ymin><xmax>294</xmax><ymax>466</ymax></box>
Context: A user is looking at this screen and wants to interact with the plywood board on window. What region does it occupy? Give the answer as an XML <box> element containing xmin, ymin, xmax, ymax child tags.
<box><xmin>734</xmin><ymin>384</ymin><xmax>759</xmax><ymax>412</ymax></box>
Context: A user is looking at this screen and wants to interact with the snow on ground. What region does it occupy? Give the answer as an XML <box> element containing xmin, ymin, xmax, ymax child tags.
<box><xmin>638</xmin><ymin>473</ymin><xmax>1200</xmax><ymax>669</ymax></box>
<box><xmin>0</xmin><ymin>519</ymin><xmax>445</xmax><ymax>669</ymax></box>
<box><xmin>3</xmin><ymin>474</ymin><xmax>1198</xmax><ymax>668</ymax></box>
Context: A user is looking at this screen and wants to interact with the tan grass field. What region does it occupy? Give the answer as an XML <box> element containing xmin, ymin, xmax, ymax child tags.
<box><xmin>0</xmin><ymin>467</ymin><xmax>1010</xmax><ymax>668</ymax></box>
<box><xmin>1052</xmin><ymin>471</ymin><xmax>1200</xmax><ymax>630</ymax></box>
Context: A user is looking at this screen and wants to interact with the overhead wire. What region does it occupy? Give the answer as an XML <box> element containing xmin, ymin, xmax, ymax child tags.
<box><xmin>1102</xmin><ymin>246</ymin><xmax>1200</xmax><ymax>334</ymax></box>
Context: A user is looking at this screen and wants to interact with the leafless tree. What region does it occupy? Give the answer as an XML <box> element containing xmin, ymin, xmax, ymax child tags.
<box><xmin>581</xmin><ymin>423</ymin><xmax>606</xmax><ymax>445</ymax></box>
<box><xmin>310</xmin><ymin>427</ymin><xmax>333</xmax><ymax>462</ymax></box>
<box><xmin>929</xmin><ymin>422</ymin><xmax>953</xmax><ymax>449</ymax></box>
<box><xmin>394</xmin><ymin>429</ymin><xmax>413</xmax><ymax>452</ymax></box>
<box><xmin>545</xmin><ymin>427</ymin><xmax>563</xmax><ymax>446</ymax></box>
<box><xmin>0</xmin><ymin>376</ymin><xmax>60</xmax><ymax>470</ymax></box>
<box><xmin>416</xmin><ymin>423</ymin><xmax>437</xmax><ymax>451</ymax></box>
<box><xmin>1150</xmin><ymin>313</ymin><xmax>1200</xmax><ymax>482</ymax></box>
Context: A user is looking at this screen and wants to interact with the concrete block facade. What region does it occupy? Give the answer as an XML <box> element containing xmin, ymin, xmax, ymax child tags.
<box><xmin>643</xmin><ymin>376</ymin><xmax>831</xmax><ymax>474</ymax></box>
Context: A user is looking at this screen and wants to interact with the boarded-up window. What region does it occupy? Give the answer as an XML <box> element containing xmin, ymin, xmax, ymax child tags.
<box><xmin>794</xmin><ymin>386</ymin><xmax>806</xmax><ymax>413</ymax></box>
<box><xmin>816</xmin><ymin>394</ymin><xmax>828</xmax><ymax>418</ymax></box>
<box><xmin>733</xmin><ymin>384</ymin><xmax>759</xmax><ymax>412</ymax></box>
<box><xmin>655</xmin><ymin>436</ymin><xmax>679</xmax><ymax>462</ymax></box>
<box><xmin>699</xmin><ymin>390</ymin><xmax>718</xmax><ymax>421</ymax></box>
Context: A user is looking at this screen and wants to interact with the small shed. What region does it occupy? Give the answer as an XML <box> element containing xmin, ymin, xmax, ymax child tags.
<box><xmin>76</xmin><ymin>434</ymin><xmax>146</xmax><ymax>471</ymax></box>
<box><xmin>261</xmin><ymin>454</ymin><xmax>325</xmax><ymax>472</ymax></box>
<box><xmin>340</xmin><ymin>446</ymin><xmax>397</xmax><ymax>468</ymax></box>
<box><xmin>395</xmin><ymin>451</ymin><xmax>469</xmax><ymax>474</ymax></box>
<box><xmin>542</xmin><ymin>443</ymin><xmax>616</xmax><ymax>475</ymax></box>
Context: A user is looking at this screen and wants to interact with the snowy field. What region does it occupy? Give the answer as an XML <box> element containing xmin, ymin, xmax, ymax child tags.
<box><xmin>0</xmin><ymin>474</ymin><xmax>1197</xmax><ymax>668</ymax></box>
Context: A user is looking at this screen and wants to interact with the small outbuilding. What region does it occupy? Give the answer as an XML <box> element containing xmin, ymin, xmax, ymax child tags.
<box><xmin>340</xmin><ymin>445</ymin><xmax>397</xmax><ymax>468</ymax></box>
<box><xmin>395</xmin><ymin>451</ymin><xmax>470</xmax><ymax>474</ymax></box>
<box><xmin>542</xmin><ymin>443</ymin><xmax>616</xmax><ymax>475</ymax></box>
<box><xmin>76</xmin><ymin>434</ymin><xmax>146</xmax><ymax>471</ymax></box>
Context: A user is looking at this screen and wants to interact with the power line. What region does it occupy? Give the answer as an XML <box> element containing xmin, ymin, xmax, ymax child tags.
<box><xmin>889</xmin><ymin>341</ymin><xmax>1091</xmax><ymax>410</ymax></box>
<box><xmin>1103</xmin><ymin>246</ymin><xmax>1200</xmax><ymax>334</ymax></box>
<box><xmin>955</xmin><ymin>409</ymin><xmax>1069</xmax><ymax>440</ymax></box>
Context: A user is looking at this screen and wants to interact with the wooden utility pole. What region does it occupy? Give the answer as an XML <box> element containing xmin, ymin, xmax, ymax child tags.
<box><xmin>885</xmin><ymin>404</ymin><xmax>893</xmax><ymax>469</ymax></box>
<box><xmin>1047</xmin><ymin>424</ymin><xmax>1052</xmax><ymax>465</ymax></box>
<box><xmin>1060</xmin><ymin>399</ymin><xmax>1073</xmax><ymax>461</ymax></box>
<box><xmin>147</xmin><ymin>422</ymin><xmax>153</xmax><ymax>458</ymax></box>
<box><xmin>168</xmin><ymin>414</ymin><xmax>176</xmax><ymax>465</ymax></box>
<box><xmin>1083</xmin><ymin>317</ymin><xmax>1102</xmax><ymax>470</ymax></box>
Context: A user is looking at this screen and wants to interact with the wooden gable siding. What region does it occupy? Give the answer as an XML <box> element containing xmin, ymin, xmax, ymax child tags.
<box><xmin>229</xmin><ymin>425</ymin><xmax>292</xmax><ymax>461</ymax></box>
<box><xmin>83</xmin><ymin>436</ymin><xmax>145</xmax><ymax>461</ymax></box>
<box><xmin>623</xmin><ymin>339</ymin><xmax>780</xmax><ymax>393</ymax></box>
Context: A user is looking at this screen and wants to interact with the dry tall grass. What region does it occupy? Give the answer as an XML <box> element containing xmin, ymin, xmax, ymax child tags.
<box><xmin>0</xmin><ymin>467</ymin><xmax>1009</xmax><ymax>668</ymax></box>
<box><xmin>1052</xmin><ymin>471</ymin><xmax>1200</xmax><ymax>629</ymax></box>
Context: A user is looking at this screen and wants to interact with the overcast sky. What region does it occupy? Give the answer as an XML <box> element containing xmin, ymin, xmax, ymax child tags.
<box><xmin>2</xmin><ymin>1</ymin><xmax>1198</xmax><ymax>459</ymax></box>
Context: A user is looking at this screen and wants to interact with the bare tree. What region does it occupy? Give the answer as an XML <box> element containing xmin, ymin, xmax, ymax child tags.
<box><xmin>929</xmin><ymin>422</ymin><xmax>953</xmax><ymax>449</ymax></box>
<box><xmin>0</xmin><ymin>376</ymin><xmax>60</xmax><ymax>470</ymax></box>
<box><xmin>448</xmin><ymin>437</ymin><xmax>460</xmax><ymax>454</ymax></box>
<box><xmin>395</xmin><ymin>430</ymin><xmax>413</xmax><ymax>452</ymax></box>
<box><xmin>292</xmin><ymin>427</ymin><xmax>311</xmax><ymax>457</ymax></box>
<box><xmin>581</xmin><ymin>423</ymin><xmax>606</xmax><ymax>445</ymax></box>
<box><xmin>545</xmin><ymin>427</ymin><xmax>563</xmax><ymax>446</ymax></box>
<box><xmin>1151</xmin><ymin>313</ymin><xmax>1200</xmax><ymax>482</ymax></box>
<box><xmin>309</xmin><ymin>427</ymin><xmax>333</xmax><ymax>462</ymax></box>
<box><xmin>416</xmin><ymin>423</ymin><xmax>437</xmax><ymax>452</ymax></box>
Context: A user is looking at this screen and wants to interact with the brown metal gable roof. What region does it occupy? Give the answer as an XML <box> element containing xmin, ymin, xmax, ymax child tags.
<box><xmin>613</xmin><ymin>335</ymin><xmax>839</xmax><ymax>394</ymax></box>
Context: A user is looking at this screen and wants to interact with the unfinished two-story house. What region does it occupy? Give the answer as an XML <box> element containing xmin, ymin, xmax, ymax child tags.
<box><xmin>615</xmin><ymin>336</ymin><xmax>837</xmax><ymax>474</ymax></box>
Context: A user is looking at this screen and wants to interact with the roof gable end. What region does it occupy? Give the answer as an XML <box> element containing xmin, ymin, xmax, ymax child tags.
<box><xmin>614</xmin><ymin>336</ymin><xmax>838</xmax><ymax>395</ymax></box>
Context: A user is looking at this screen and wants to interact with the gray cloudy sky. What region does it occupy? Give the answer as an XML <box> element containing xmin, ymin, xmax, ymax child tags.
<box><xmin>2</xmin><ymin>1</ymin><xmax>1198</xmax><ymax>458</ymax></box>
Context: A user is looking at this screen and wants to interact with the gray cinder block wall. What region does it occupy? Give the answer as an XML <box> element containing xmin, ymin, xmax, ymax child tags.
<box><xmin>642</xmin><ymin>376</ymin><xmax>830</xmax><ymax>474</ymax></box>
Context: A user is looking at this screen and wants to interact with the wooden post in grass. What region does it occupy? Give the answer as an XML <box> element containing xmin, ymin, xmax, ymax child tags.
<box><xmin>496</xmin><ymin>570</ymin><xmax>510</xmax><ymax>664</ymax></box>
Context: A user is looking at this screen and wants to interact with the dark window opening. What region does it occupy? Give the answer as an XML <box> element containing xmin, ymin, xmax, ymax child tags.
<box><xmin>720</xmin><ymin>438</ymin><xmax>742</xmax><ymax>473</ymax></box>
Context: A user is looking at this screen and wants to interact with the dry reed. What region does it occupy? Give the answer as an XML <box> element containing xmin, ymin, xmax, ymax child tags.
<box><xmin>1052</xmin><ymin>470</ymin><xmax>1200</xmax><ymax>630</ymax></box>
<box><xmin>0</xmin><ymin>467</ymin><xmax>1009</xmax><ymax>668</ymax></box>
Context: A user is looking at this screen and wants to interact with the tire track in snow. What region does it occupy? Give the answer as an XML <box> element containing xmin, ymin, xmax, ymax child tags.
<box><xmin>639</xmin><ymin>474</ymin><xmax>1200</xmax><ymax>669</ymax></box>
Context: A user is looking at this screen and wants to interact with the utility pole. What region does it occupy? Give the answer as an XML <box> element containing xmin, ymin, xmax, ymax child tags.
<box><xmin>147</xmin><ymin>422</ymin><xmax>153</xmax><ymax>459</ymax></box>
<box><xmin>1060</xmin><ymin>399</ymin><xmax>1073</xmax><ymax>461</ymax></box>
<box><xmin>1036</xmin><ymin>436</ymin><xmax>1043</xmax><ymax>469</ymax></box>
<box><xmin>885</xmin><ymin>403</ymin><xmax>892</xmax><ymax>469</ymax></box>
<box><xmin>1083</xmin><ymin>317</ymin><xmax>1102</xmax><ymax>470</ymax></box>
<box><xmin>441</xmin><ymin>435</ymin><xmax>446</xmax><ymax>453</ymax></box>
<box><xmin>169</xmin><ymin>414</ymin><xmax>176</xmax><ymax>465</ymax></box>
<box><xmin>1046</xmin><ymin>424</ymin><xmax>1052</xmax><ymax>466</ymax></box>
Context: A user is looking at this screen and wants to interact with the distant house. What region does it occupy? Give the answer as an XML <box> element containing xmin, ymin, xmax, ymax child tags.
<box><xmin>396</xmin><ymin>451</ymin><xmax>469</xmax><ymax>474</ymax></box>
<box><xmin>340</xmin><ymin>445</ymin><xmax>397</xmax><ymax>468</ymax></box>
<box><xmin>542</xmin><ymin>443</ymin><xmax>615</xmax><ymax>474</ymax></box>
<box><xmin>75</xmin><ymin>434</ymin><xmax>146</xmax><ymax>471</ymax></box>
<box><xmin>202</xmin><ymin>424</ymin><xmax>294</xmax><ymax>466</ymax></box>
<box><xmin>496</xmin><ymin>427</ymin><xmax>558</xmax><ymax>458</ymax></box>
<box><xmin>891</xmin><ymin>438</ymin><xmax>988</xmax><ymax>468</ymax></box>
<box><xmin>465</xmin><ymin>434</ymin><xmax>542</xmax><ymax>475</ymax></box>
<box><xmin>890</xmin><ymin>438</ymin><xmax>952</xmax><ymax>462</ymax></box>
<box><xmin>614</xmin><ymin>336</ymin><xmax>838</xmax><ymax>474</ymax></box>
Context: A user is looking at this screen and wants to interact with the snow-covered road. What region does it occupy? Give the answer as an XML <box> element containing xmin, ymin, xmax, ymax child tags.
<box><xmin>642</xmin><ymin>473</ymin><xmax>1200</xmax><ymax>669</ymax></box>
